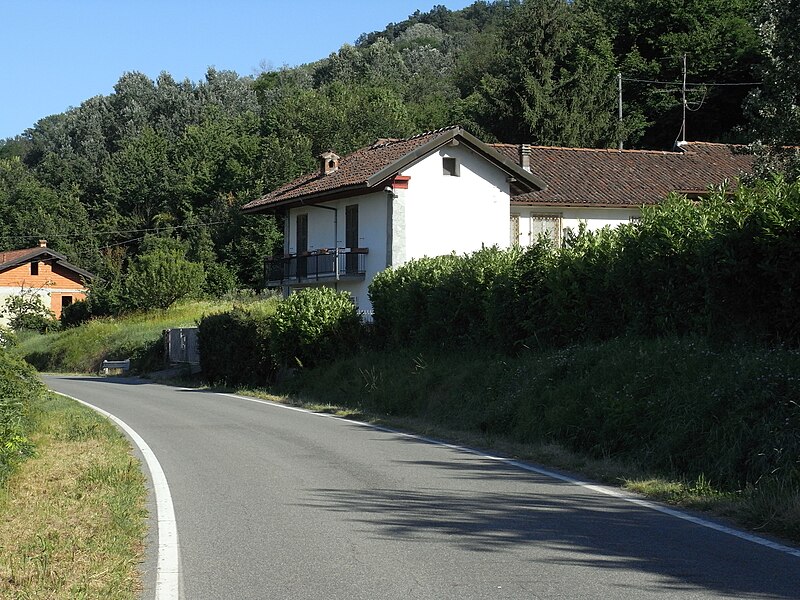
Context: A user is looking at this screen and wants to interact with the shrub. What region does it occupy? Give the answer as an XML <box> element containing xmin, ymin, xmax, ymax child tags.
<box><xmin>0</xmin><ymin>348</ymin><xmax>42</xmax><ymax>483</ymax></box>
<box><xmin>125</xmin><ymin>247</ymin><xmax>206</xmax><ymax>311</ymax></box>
<box><xmin>60</xmin><ymin>299</ymin><xmax>92</xmax><ymax>328</ymax></box>
<box><xmin>197</xmin><ymin>302</ymin><xmax>277</xmax><ymax>387</ymax></box>
<box><xmin>270</xmin><ymin>287</ymin><xmax>363</xmax><ymax>370</ymax></box>
<box><xmin>1</xmin><ymin>289</ymin><xmax>59</xmax><ymax>334</ymax></box>
<box><xmin>370</xmin><ymin>177</ymin><xmax>800</xmax><ymax>351</ymax></box>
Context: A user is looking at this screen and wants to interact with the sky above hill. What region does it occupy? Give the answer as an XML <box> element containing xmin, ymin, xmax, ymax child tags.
<box><xmin>1</xmin><ymin>0</ymin><xmax>474</xmax><ymax>140</ymax></box>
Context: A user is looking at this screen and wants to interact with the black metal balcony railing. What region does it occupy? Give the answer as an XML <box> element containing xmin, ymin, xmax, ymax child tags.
<box><xmin>265</xmin><ymin>248</ymin><xmax>369</xmax><ymax>286</ymax></box>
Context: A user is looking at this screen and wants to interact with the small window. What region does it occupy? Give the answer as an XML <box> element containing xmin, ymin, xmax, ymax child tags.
<box><xmin>530</xmin><ymin>214</ymin><xmax>562</xmax><ymax>247</ymax></box>
<box><xmin>510</xmin><ymin>214</ymin><xmax>521</xmax><ymax>246</ymax></box>
<box><xmin>442</xmin><ymin>157</ymin><xmax>459</xmax><ymax>177</ymax></box>
<box><xmin>62</xmin><ymin>296</ymin><xmax>73</xmax><ymax>308</ymax></box>
<box><xmin>30</xmin><ymin>261</ymin><xmax>39</xmax><ymax>276</ymax></box>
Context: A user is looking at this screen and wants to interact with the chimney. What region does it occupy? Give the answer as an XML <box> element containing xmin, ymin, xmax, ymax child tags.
<box><xmin>520</xmin><ymin>144</ymin><xmax>532</xmax><ymax>172</ymax></box>
<box><xmin>319</xmin><ymin>151</ymin><xmax>340</xmax><ymax>176</ymax></box>
<box><xmin>38</xmin><ymin>239</ymin><xmax>47</xmax><ymax>248</ymax></box>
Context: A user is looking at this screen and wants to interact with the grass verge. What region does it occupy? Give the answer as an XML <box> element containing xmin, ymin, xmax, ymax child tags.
<box><xmin>249</xmin><ymin>335</ymin><xmax>800</xmax><ymax>544</ymax></box>
<box><xmin>0</xmin><ymin>392</ymin><xmax>147</xmax><ymax>599</ymax></box>
<box><xmin>13</xmin><ymin>299</ymin><xmax>238</xmax><ymax>374</ymax></box>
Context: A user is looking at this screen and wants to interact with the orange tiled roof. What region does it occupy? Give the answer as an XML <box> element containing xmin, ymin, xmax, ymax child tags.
<box><xmin>243</xmin><ymin>126</ymin><xmax>545</xmax><ymax>212</ymax></box>
<box><xmin>0</xmin><ymin>245</ymin><xmax>95</xmax><ymax>280</ymax></box>
<box><xmin>493</xmin><ymin>142</ymin><xmax>754</xmax><ymax>207</ymax></box>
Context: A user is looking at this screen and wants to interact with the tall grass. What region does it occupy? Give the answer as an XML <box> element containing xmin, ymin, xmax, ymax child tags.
<box><xmin>0</xmin><ymin>348</ymin><xmax>42</xmax><ymax>483</ymax></box>
<box><xmin>279</xmin><ymin>335</ymin><xmax>800</xmax><ymax>540</ymax></box>
<box><xmin>14</xmin><ymin>299</ymin><xmax>237</xmax><ymax>373</ymax></box>
<box><xmin>0</xmin><ymin>393</ymin><xmax>147</xmax><ymax>598</ymax></box>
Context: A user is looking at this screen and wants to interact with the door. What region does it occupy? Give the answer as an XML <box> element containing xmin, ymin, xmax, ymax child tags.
<box><xmin>296</xmin><ymin>213</ymin><xmax>308</xmax><ymax>278</ymax></box>
<box><xmin>345</xmin><ymin>204</ymin><xmax>359</xmax><ymax>274</ymax></box>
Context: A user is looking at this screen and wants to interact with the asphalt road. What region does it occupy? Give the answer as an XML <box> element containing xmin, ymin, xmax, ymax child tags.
<box><xmin>43</xmin><ymin>375</ymin><xmax>800</xmax><ymax>600</ymax></box>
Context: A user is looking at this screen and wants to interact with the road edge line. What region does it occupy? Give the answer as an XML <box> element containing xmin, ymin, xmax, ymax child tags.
<box><xmin>220</xmin><ymin>391</ymin><xmax>800</xmax><ymax>560</ymax></box>
<box><xmin>54</xmin><ymin>391</ymin><xmax>181</xmax><ymax>599</ymax></box>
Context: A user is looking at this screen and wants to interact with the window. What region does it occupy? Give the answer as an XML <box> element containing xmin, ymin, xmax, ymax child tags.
<box><xmin>296</xmin><ymin>213</ymin><xmax>308</xmax><ymax>277</ymax></box>
<box><xmin>30</xmin><ymin>261</ymin><xmax>39</xmax><ymax>276</ymax></box>
<box><xmin>345</xmin><ymin>204</ymin><xmax>359</xmax><ymax>274</ymax></box>
<box><xmin>510</xmin><ymin>214</ymin><xmax>521</xmax><ymax>246</ymax></box>
<box><xmin>530</xmin><ymin>214</ymin><xmax>562</xmax><ymax>246</ymax></box>
<box><xmin>61</xmin><ymin>296</ymin><xmax>73</xmax><ymax>308</ymax></box>
<box><xmin>442</xmin><ymin>157</ymin><xmax>459</xmax><ymax>177</ymax></box>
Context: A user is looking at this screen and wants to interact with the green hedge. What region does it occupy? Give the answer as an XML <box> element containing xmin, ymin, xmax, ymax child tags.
<box><xmin>0</xmin><ymin>348</ymin><xmax>42</xmax><ymax>483</ymax></box>
<box><xmin>198</xmin><ymin>304</ymin><xmax>276</xmax><ymax>387</ymax></box>
<box><xmin>198</xmin><ymin>288</ymin><xmax>363</xmax><ymax>386</ymax></box>
<box><xmin>370</xmin><ymin>177</ymin><xmax>800</xmax><ymax>350</ymax></box>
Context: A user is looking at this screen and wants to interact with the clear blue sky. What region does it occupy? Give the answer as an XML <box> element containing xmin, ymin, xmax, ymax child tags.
<box><xmin>1</xmin><ymin>0</ymin><xmax>474</xmax><ymax>140</ymax></box>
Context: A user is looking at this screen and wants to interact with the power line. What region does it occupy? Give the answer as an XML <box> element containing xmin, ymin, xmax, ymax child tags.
<box><xmin>622</xmin><ymin>77</ymin><xmax>762</xmax><ymax>87</ymax></box>
<box><xmin>0</xmin><ymin>219</ymin><xmax>228</xmax><ymax>243</ymax></box>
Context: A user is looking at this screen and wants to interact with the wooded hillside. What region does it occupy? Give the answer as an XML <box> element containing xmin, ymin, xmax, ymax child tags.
<box><xmin>0</xmin><ymin>0</ymin><xmax>791</xmax><ymax>291</ymax></box>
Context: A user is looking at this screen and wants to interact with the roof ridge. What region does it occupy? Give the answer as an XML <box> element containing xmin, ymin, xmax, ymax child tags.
<box><xmin>376</xmin><ymin>125</ymin><xmax>461</xmax><ymax>149</ymax></box>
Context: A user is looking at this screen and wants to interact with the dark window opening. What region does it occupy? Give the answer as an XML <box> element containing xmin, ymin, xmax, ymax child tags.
<box><xmin>345</xmin><ymin>204</ymin><xmax>359</xmax><ymax>274</ymax></box>
<box><xmin>62</xmin><ymin>296</ymin><xmax>73</xmax><ymax>308</ymax></box>
<box><xmin>442</xmin><ymin>157</ymin><xmax>459</xmax><ymax>177</ymax></box>
<box><xmin>30</xmin><ymin>261</ymin><xmax>39</xmax><ymax>276</ymax></box>
<box><xmin>296</xmin><ymin>213</ymin><xmax>308</xmax><ymax>277</ymax></box>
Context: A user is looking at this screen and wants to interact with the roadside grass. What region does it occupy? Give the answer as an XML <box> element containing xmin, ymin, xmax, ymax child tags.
<box><xmin>0</xmin><ymin>392</ymin><xmax>147</xmax><ymax>599</ymax></box>
<box><xmin>258</xmin><ymin>336</ymin><xmax>800</xmax><ymax>544</ymax></box>
<box><xmin>13</xmin><ymin>298</ymin><xmax>251</xmax><ymax>373</ymax></box>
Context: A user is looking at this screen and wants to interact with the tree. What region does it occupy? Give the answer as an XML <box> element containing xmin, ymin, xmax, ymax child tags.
<box><xmin>1</xmin><ymin>289</ymin><xmax>58</xmax><ymax>333</ymax></box>
<box><xmin>124</xmin><ymin>240</ymin><xmax>205</xmax><ymax>310</ymax></box>
<box><xmin>748</xmin><ymin>0</ymin><xmax>800</xmax><ymax>177</ymax></box>
<box><xmin>464</xmin><ymin>0</ymin><xmax>619</xmax><ymax>146</ymax></box>
<box><xmin>585</xmin><ymin>0</ymin><xmax>763</xmax><ymax>147</ymax></box>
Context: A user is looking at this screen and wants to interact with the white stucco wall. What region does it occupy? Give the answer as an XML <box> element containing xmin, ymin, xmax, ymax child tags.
<box><xmin>284</xmin><ymin>146</ymin><xmax>515</xmax><ymax>312</ymax></box>
<box><xmin>285</xmin><ymin>190</ymin><xmax>389</xmax><ymax>312</ymax></box>
<box><xmin>509</xmin><ymin>205</ymin><xmax>641</xmax><ymax>246</ymax></box>
<box><xmin>401</xmin><ymin>145</ymin><xmax>511</xmax><ymax>262</ymax></box>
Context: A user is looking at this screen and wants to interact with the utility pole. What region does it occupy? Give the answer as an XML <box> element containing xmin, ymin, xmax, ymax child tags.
<box><xmin>681</xmin><ymin>54</ymin><xmax>687</xmax><ymax>144</ymax></box>
<box><xmin>618</xmin><ymin>72</ymin><xmax>623</xmax><ymax>150</ymax></box>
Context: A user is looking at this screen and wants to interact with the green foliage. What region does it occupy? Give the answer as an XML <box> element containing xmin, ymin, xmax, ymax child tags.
<box><xmin>1</xmin><ymin>289</ymin><xmax>59</xmax><ymax>333</ymax></box>
<box><xmin>16</xmin><ymin>299</ymin><xmax>225</xmax><ymax>374</ymax></box>
<box><xmin>747</xmin><ymin>0</ymin><xmax>800</xmax><ymax>177</ymax></box>
<box><xmin>269</xmin><ymin>288</ymin><xmax>362</xmax><ymax>369</ymax></box>
<box><xmin>282</xmin><ymin>336</ymin><xmax>800</xmax><ymax>539</ymax></box>
<box><xmin>464</xmin><ymin>0</ymin><xmax>620</xmax><ymax>146</ymax></box>
<box><xmin>60</xmin><ymin>299</ymin><xmax>92</xmax><ymax>329</ymax></box>
<box><xmin>370</xmin><ymin>247</ymin><xmax>521</xmax><ymax>348</ymax></box>
<box><xmin>124</xmin><ymin>240</ymin><xmax>206</xmax><ymax>311</ymax></box>
<box><xmin>197</xmin><ymin>301</ymin><xmax>277</xmax><ymax>387</ymax></box>
<box><xmin>586</xmin><ymin>0</ymin><xmax>763</xmax><ymax>147</ymax></box>
<box><xmin>0</xmin><ymin>347</ymin><xmax>42</xmax><ymax>483</ymax></box>
<box><xmin>371</xmin><ymin>178</ymin><xmax>800</xmax><ymax>349</ymax></box>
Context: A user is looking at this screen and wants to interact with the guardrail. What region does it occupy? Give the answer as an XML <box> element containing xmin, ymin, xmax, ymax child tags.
<box><xmin>100</xmin><ymin>359</ymin><xmax>130</xmax><ymax>375</ymax></box>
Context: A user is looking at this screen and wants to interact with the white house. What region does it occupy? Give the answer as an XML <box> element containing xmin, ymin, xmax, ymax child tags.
<box><xmin>242</xmin><ymin>126</ymin><xmax>753</xmax><ymax>313</ymax></box>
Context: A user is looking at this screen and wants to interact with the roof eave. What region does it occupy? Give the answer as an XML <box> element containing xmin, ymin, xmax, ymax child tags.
<box><xmin>242</xmin><ymin>183</ymin><xmax>373</xmax><ymax>213</ymax></box>
<box><xmin>366</xmin><ymin>127</ymin><xmax>548</xmax><ymax>192</ymax></box>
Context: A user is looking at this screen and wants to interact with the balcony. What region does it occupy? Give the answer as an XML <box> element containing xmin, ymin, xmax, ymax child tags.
<box><xmin>265</xmin><ymin>248</ymin><xmax>369</xmax><ymax>286</ymax></box>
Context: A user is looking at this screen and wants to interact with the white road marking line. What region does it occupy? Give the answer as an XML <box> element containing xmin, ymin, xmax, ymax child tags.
<box><xmin>220</xmin><ymin>392</ymin><xmax>800</xmax><ymax>559</ymax></box>
<box><xmin>54</xmin><ymin>392</ymin><xmax>181</xmax><ymax>600</ymax></box>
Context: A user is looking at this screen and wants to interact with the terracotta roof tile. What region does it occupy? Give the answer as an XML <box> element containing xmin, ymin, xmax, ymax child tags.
<box><xmin>243</xmin><ymin>127</ymin><xmax>463</xmax><ymax>211</ymax></box>
<box><xmin>494</xmin><ymin>142</ymin><xmax>754</xmax><ymax>207</ymax></box>
<box><xmin>0</xmin><ymin>248</ymin><xmax>39</xmax><ymax>266</ymax></box>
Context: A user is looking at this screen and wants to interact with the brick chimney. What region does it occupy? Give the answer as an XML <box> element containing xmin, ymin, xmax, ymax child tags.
<box><xmin>38</xmin><ymin>239</ymin><xmax>47</xmax><ymax>248</ymax></box>
<box><xmin>319</xmin><ymin>151</ymin><xmax>340</xmax><ymax>176</ymax></box>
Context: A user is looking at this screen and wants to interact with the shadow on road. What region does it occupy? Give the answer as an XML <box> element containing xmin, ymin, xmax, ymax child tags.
<box><xmin>304</xmin><ymin>454</ymin><xmax>799</xmax><ymax>599</ymax></box>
